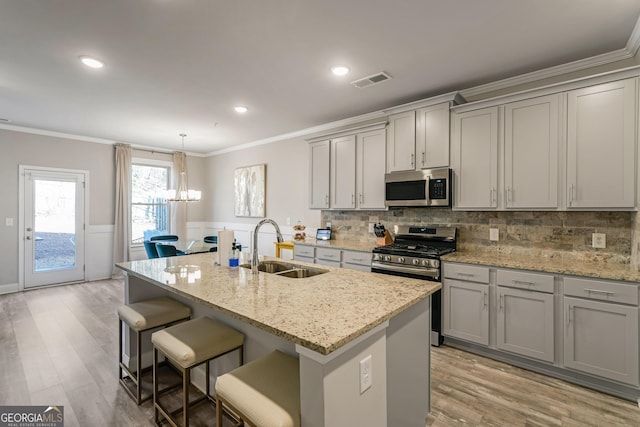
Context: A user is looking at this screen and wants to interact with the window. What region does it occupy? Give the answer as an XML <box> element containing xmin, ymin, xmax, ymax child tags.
<box><xmin>131</xmin><ymin>162</ymin><xmax>170</xmax><ymax>245</ymax></box>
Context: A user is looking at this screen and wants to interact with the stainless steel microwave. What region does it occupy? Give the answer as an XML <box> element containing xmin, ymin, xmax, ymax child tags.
<box><xmin>384</xmin><ymin>168</ymin><xmax>452</xmax><ymax>207</ymax></box>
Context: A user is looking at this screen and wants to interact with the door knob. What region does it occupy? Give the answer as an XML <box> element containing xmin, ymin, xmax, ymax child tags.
<box><xmin>26</xmin><ymin>227</ymin><xmax>32</xmax><ymax>232</ymax></box>
<box><xmin>26</xmin><ymin>236</ymin><xmax>32</xmax><ymax>240</ymax></box>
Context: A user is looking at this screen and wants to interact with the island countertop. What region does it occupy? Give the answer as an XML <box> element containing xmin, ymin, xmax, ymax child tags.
<box><xmin>116</xmin><ymin>253</ymin><xmax>440</xmax><ymax>355</ymax></box>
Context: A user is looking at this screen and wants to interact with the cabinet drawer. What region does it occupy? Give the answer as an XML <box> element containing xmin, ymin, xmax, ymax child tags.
<box><xmin>443</xmin><ymin>263</ymin><xmax>489</xmax><ymax>283</ymax></box>
<box><xmin>316</xmin><ymin>247</ymin><xmax>341</xmax><ymax>262</ymax></box>
<box><xmin>342</xmin><ymin>250</ymin><xmax>371</xmax><ymax>266</ymax></box>
<box><xmin>293</xmin><ymin>245</ymin><xmax>315</xmax><ymax>258</ymax></box>
<box><xmin>564</xmin><ymin>277</ymin><xmax>638</xmax><ymax>305</ymax></box>
<box><xmin>497</xmin><ymin>269</ymin><xmax>554</xmax><ymax>293</ymax></box>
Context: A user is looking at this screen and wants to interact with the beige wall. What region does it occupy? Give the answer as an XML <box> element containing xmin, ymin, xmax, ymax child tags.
<box><xmin>205</xmin><ymin>136</ymin><xmax>321</xmax><ymax>229</ymax></box>
<box><xmin>0</xmin><ymin>128</ymin><xmax>206</xmax><ymax>286</ymax></box>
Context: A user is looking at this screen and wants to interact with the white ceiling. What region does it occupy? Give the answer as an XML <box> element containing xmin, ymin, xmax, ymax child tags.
<box><xmin>1</xmin><ymin>0</ymin><xmax>640</xmax><ymax>154</ymax></box>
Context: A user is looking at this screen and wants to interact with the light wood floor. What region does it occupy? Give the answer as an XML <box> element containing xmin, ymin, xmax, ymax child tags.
<box><xmin>1</xmin><ymin>279</ymin><xmax>638</xmax><ymax>426</ymax></box>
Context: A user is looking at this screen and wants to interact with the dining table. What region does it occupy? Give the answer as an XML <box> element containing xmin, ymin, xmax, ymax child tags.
<box><xmin>154</xmin><ymin>239</ymin><xmax>216</xmax><ymax>254</ymax></box>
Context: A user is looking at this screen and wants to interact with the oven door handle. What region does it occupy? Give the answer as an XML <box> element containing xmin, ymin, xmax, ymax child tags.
<box><xmin>371</xmin><ymin>261</ymin><xmax>439</xmax><ymax>279</ymax></box>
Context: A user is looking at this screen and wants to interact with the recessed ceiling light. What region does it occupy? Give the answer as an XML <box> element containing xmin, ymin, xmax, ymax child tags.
<box><xmin>0</xmin><ymin>118</ymin><xmax>9</xmax><ymax>122</ymax></box>
<box><xmin>79</xmin><ymin>55</ymin><xmax>105</xmax><ymax>69</ymax></box>
<box><xmin>234</xmin><ymin>106</ymin><xmax>248</xmax><ymax>113</ymax></box>
<box><xmin>331</xmin><ymin>66</ymin><xmax>350</xmax><ymax>76</ymax></box>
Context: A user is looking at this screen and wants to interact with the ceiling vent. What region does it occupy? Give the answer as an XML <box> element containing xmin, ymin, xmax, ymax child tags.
<box><xmin>350</xmin><ymin>72</ymin><xmax>392</xmax><ymax>89</ymax></box>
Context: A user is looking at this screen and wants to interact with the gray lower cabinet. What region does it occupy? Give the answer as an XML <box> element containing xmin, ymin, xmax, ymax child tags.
<box><xmin>341</xmin><ymin>249</ymin><xmax>371</xmax><ymax>272</ymax></box>
<box><xmin>563</xmin><ymin>276</ymin><xmax>639</xmax><ymax>386</ymax></box>
<box><xmin>293</xmin><ymin>244</ymin><xmax>314</xmax><ymax>263</ymax></box>
<box><xmin>443</xmin><ymin>278</ymin><xmax>490</xmax><ymax>345</ymax></box>
<box><xmin>496</xmin><ymin>286</ymin><xmax>554</xmax><ymax>362</ymax></box>
<box><xmin>315</xmin><ymin>247</ymin><xmax>341</xmax><ymax>267</ymax></box>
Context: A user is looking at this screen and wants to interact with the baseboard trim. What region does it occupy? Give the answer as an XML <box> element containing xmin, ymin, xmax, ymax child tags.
<box><xmin>0</xmin><ymin>283</ymin><xmax>19</xmax><ymax>295</ymax></box>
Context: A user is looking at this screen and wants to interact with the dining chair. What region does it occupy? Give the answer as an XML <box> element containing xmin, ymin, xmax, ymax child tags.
<box><xmin>144</xmin><ymin>241</ymin><xmax>159</xmax><ymax>259</ymax></box>
<box><xmin>150</xmin><ymin>235</ymin><xmax>179</xmax><ymax>242</ymax></box>
<box><xmin>204</xmin><ymin>236</ymin><xmax>218</xmax><ymax>252</ymax></box>
<box><xmin>156</xmin><ymin>244</ymin><xmax>182</xmax><ymax>258</ymax></box>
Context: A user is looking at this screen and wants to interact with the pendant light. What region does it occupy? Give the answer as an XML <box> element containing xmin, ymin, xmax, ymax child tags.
<box><xmin>166</xmin><ymin>134</ymin><xmax>202</xmax><ymax>202</ymax></box>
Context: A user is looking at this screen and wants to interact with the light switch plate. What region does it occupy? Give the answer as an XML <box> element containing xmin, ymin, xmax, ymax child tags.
<box><xmin>368</xmin><ymin>223</ymin><xmax>374</xmax><ymax>233</ymax></box>
<box><xmin>5</xmin><ymin>217</ymin><xmax>13</xmax><ymax>227</ymax></box>
<box><xmin>489</xmin><ymin>228</ymin><xmax>499</xmax><ymax>241</ymax></box>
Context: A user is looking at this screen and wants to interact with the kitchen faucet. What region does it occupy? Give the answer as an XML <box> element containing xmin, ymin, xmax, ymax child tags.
<box><xmin>252</xmin><ymin>218</ymin><xmax>284</xmax><ymax>274</ymax></box>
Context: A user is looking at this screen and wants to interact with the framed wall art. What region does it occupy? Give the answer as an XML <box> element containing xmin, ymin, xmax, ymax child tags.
<box><xmin>234</xmin><ymin>164</ymin><xmax>266</xmax><ymax>217</ymax></box>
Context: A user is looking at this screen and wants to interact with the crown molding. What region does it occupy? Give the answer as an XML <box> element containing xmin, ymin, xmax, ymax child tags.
<box><xmin>0</xmin><ymin>123</ymin><xmax>207</xmax><ymax>157</ymax></box>
<box><xmin>206</xmin><ymin>110</ymin><xmax>386</xmax><ymax>156</ymax></box>
<box><xmin>459</xmin><ymin>48</ymin><xmax>634</xmax><ymax>99</ymax></box>
<box><xmin>626</xmin><ymin>15</ymin><xmax>640</xmax><ymax>56</ymax></box>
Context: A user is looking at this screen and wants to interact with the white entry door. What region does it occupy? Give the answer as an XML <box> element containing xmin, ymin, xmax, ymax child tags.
<box><xmin>23</xmin><ymin>168</ymin><xmax>86</xmax><ymax>288</ymax></box>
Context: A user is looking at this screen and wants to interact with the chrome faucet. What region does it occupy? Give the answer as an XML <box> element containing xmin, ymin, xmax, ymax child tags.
<box><xmin>252</xmin><ymin>218</ymin><xmax>284</xmax><ymax>274</ymax></box>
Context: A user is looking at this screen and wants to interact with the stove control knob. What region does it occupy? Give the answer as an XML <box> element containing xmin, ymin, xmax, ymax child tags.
<box><xmin>384</xmin><ymin>255</ymin><xmax>391</xmax><ymax>262</ymax></box>
<box><xmin>398</xmin><ymin>257</ymin><xmax>405</xmax><ymax>264</ymax></box>
<box><xmin>372</xmin><ymin>254</ymin><xmax>379</xmax><ymax>261</ymax></box>
<box><xmin>421</xmin><ymin>259</ymin><xmax>430</xmax><ymax>266</ymax></box>
<box><xmin>412</xmin><ymin>259</ymin><xmax>420</xmax><ymax>265</ymax></box>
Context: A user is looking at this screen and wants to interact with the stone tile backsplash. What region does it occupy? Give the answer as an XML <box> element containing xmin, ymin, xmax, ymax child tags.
<box><xmin>322</xmin><ymin>209</ymin><xmax>637</xmax><ymax>267</ymax></box>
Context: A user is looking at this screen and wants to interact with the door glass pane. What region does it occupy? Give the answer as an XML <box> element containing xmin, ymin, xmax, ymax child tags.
<box><xmin>34</xmin><ymin>179</ymin><xmax>76</xmax><ymax>271</ymax></box>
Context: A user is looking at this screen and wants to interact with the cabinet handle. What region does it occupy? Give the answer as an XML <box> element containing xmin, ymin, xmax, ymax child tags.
<box><xmin>584</xmin><ymin>288</ymin><xmax>615</xmax><ymax>296</ymax></box>
<box><xmin>507</xmin><ymin>187</ymin><xmax>512</xmax><ymax>203</ymax></box>
<box><xmin>359</xmin><ymin>193</ymin><xmax>364</xmax><ymax>203</ymax></box>
<box><xmin>325</xmin><ymin>194</ymin><xmax>329</xmax><ymax>206</ymax></box>
<box><xmin>513</xmin><ymin>279</ymin><xmax>535</xmax><ymax>287</ymax></box>
<box><xmin>499</xmin><ymin>294</ymin><xmax>504</xmax><ymax>311</ymax></box>
<box><xmin>421</xmin><ymin>151</ymin><xmax>425</xmax><ymax>167</ymax></box>
<box><xmin>410</xmin><ymin>153</ymin><xmax>415</xmax><ymax>167</ymax></box>
<box><xmin>490</xmin><ymin>188</ymin><xmax>497</xmax><ymax>206</ymax></box>
<box><xmin>569</xmin><ymin>184</ymin><xmax>575</xmax><ymax>206</ymax></box>
<box><xmin>483</xmin><ymin>291</ymin><xmax>488</xmax><ymax>308</ymax></box>
<box><xmin>351</xmin><ymin>194</ymin><xmax>355</xmax><ymax>206</ymax></box>
<box><xmin>457</xmin><ymin>272</ymin><xmax>475</xmax><ymax>277</ymax></box>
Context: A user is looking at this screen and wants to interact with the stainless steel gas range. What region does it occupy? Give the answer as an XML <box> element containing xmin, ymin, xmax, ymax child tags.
<box><xmin>371</xmin><ymin>225</ymin><xmax>457</xmax><ymax>346</ymax></box>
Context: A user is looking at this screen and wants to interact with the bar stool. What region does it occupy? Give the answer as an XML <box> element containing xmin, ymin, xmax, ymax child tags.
<box><xmin>118</xmin><ymin>297</ymin><xmax>191</xmax><ymax>405</ymax></box>
<box><xmin>152</xmin><ymin>317</ymin><xmax>244</xmax><ymax>427</ymax></box>
<box><xmin>215</xmin><ymin>350</ymin><xmax>300</xmax><ymax>427</ymax></box>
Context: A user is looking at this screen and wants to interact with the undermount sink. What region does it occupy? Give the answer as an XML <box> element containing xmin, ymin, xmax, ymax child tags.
<box><xmin>240</xmin><ymin>260</ymin><xmax>328</xmax><ymax>278</ymax></box>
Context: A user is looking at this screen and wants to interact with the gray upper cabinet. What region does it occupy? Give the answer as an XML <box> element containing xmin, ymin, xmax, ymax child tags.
<box><xmin>330</xmin><ymin>135</ymin><xmax>357</xmax><ymax>209</ymax></box>
<box><xmin>504</xmin><ymin>94</ymin><xmax>560</xmax><ymax>209</ymax></box>
<box><xmin>416</xmin><ymin>102</ymin><xmax>451</xmax><ymax>169</ymax></box>
<box><xmin>309</xmin><ymin>140</ymin><xmax>330</xmax><ymax>209</ymax></box>
<box><xmin>566</xmin><ymin>78</ymin><xmax>636</xmax><ymax>209</ymax></box>
<box><xmin>451</xmin><ymin>107</ymin><xmax>499</xmax><ymax>209</ymax></box>
<box><xmin>356</xmin><ymin>129</ymin><xmax>386</xmax><ymax>209</ymax></box>
<box><xmin>386</xmin><ymin>111</ymin><xmax>416</xmax><ymax>173</ymax></box>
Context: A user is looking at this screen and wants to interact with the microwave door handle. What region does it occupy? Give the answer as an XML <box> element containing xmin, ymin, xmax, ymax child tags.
<box><xmin>426</xmin><ymin>176</ymin><xmax>430</xmax><ymax>203</ymax></box>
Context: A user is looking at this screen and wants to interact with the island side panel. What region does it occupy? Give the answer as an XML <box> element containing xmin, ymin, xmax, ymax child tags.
<box><xmin>298</xmin><ymin>327</ymin><xmax>387</xmax><ymax>427</ymax></box>
<box><xmin>386</xmin><ymin>297</ymin><xmax>431</xmax><ymax>426</ymax></box>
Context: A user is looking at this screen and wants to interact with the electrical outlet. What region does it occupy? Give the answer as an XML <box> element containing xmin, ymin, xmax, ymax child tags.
<box><xmin>5</xmin><ymin>218</ymin><xmax>13</xmax><ymax>227</ymax></box>
<box><xmin>489</xmin><ymin>228</ymin><xmax>499</xmax><ymax>241</ymax></box>
<box><xmin>286</xmin><ymin>217</ymin><xmax>291</xmax><ymax>226</ymax></box>
<box><xmin>592</xmin><ymin>233</ymin><xmax>606</xmax><ymax>249</ymax></box>
<box><xmin>360</xmin><ymin>355</ymin><xmax>372</xmax><ymax>394</ymax></box>
<box><xmin>368</xmin><ymin>223</ymin><xmax>374</xmax><ymax>233</ymax></box>
<box><xmin>326</xmin><ymin>222</ymin><xmax>332</xmax><ymax>229</ymax></box>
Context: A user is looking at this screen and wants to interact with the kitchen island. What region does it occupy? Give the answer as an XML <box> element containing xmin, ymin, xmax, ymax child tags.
<box><xmin>116</xmin><ymin>252</ymin><xmax>440</xmax><ymax>427</ymax></box>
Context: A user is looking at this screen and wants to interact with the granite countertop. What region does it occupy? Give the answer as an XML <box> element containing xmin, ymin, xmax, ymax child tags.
<box><xmin>443</xmin><ymin>251</ymin><xmax>640</xmax><ymax>283</ymax></box>
<box><xmin>116</xmin><ymin>253</ymin><xmax>439</xmax><ymax>355</ymax></box>
<box><xmin>294</xmin><ymin>238</ymin><xmax>376</xmax><ymax>252</ymax></box>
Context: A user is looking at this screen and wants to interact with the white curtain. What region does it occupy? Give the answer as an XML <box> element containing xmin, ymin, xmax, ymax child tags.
<box><xmin>170</xmin><ymin>151</ymin><xmax>187</xmax><ymax>239</ymax></box>
<box><xmin>112</xmin><ymin>143</ymin><xmax>131</xmax><ymax>278</ymax></box>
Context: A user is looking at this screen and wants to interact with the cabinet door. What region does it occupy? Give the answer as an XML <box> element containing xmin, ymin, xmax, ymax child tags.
<box><xmin>451</xmin><ymin>107</ymin><xmax>499</xmax><ymax>209</ymax></box>
<box><xmin>416</xmin><ymin>102</ymin><xmax>450</xmax><ymax>169</ymax></box>
<box><xmin>564</xmin><ymin>296</ymin><xmax>639</xmax><ymax>386</ymax></box>
<box><xmin>504</xmin><ymin>95</ymin><xmax>559</xmax><ymax>209</ymax></box>
<box><xmin>386</xmin><ymin>111</ymin><xmax>416</xmax><ymax>172</ymax></box>
<box><xmin>567</xmin><ymin>78</ymin><xmax>636</xmax><ymax>209</ymax></box>
<box><xmin>356</xmin><ymin>129</ymin><xmax>386</xmax><ymax>209</ymax></box>
<box><xmin>496</xmin><ymin>286</ymin><xmax>554</xmax><ymax>362</ymax></box>
<box><xmin>443</xmin><ymin>279</ymin><xmax>489</xmax><ymax>345</ymax></box>
<box><xmin>309</xmin><ymin>140</ymin><xmax>330</xmax><ymax>209</ymax></box>
<box><xmin>331</xmin><ymin>135</ymin><xmax>356</xmax><ymax>209</ymax></box>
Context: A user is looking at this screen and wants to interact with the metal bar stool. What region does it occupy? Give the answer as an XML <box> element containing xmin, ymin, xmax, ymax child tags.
<box><xmin>215</xmin><ymin>350</ymin><xmax>301</xmax><ymax>427</ymax></box>
<box><xmin>152</xmin><ymin>317</ymin><xmax>244</xmax><ymax>427</ymax></box>
<box><xmin>118</xmin><ymin>297</ymin><xmax>191</xmax><ymax>405</ymax></box>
